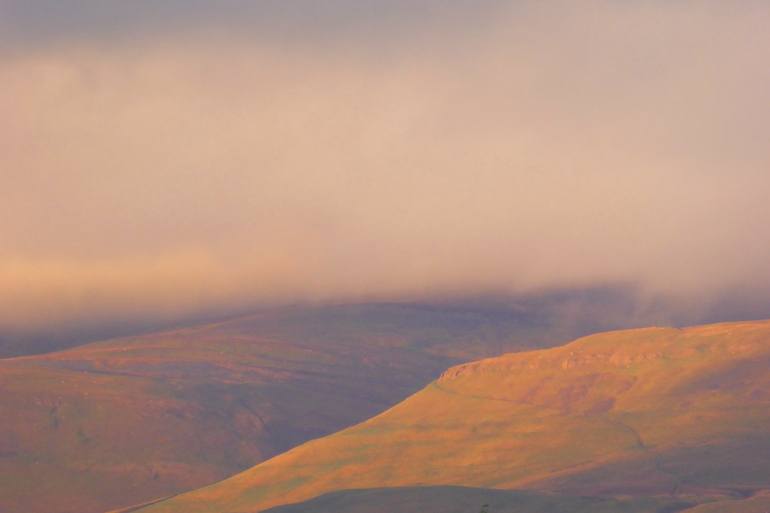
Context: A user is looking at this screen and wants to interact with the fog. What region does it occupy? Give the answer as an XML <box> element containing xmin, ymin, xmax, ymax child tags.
<box><xmin>2</xmin><ymin>1</ymin><xmax>769</xmax><ymax>344</ymax></box>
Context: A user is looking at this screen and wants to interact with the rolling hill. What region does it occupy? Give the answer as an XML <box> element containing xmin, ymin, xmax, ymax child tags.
<box><xmin>0</xmin><ymin>302</ymin><xmax>571</xmax><ymax>513</ymax></box>
<box><xmin>264</xmin><ymin>488</ymin><xmax>770</xmax><ymax>513</ymax></box>
<box><xmin>263</xmin><ymin>486</ymin><xmax>692</xmax><ymax>513</ymax></box>
<box><xmin>133</xmin><ymin>320</ymin><xmax>770</xmax><ymax>513</ymax></box>
<box><xmin>0</xmin><ymin>287</ymin><xmax>652</xmax><ymax>359</ymax></box>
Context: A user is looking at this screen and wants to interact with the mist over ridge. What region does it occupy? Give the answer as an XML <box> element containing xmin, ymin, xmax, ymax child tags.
<box><xmin>2</xmin><ymin>1</ymin><xmax>769</xmax><ymax>345</ymax></box>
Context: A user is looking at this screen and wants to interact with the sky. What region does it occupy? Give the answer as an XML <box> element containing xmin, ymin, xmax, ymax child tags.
<box><xmin>2</xmin><ymin>1</ymin><xmax>770</xmax><ymax>342</ymax></box>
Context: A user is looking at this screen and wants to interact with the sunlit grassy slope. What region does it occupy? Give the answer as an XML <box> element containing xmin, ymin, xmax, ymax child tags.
<box><xmin>0</xmin><ymin>303</ymin><xmax>558</xmax><ymax>513</ymax></box>
<box><xmin>137</xmin><ymin>320</ymin><xmax>770</xmax><ymax>513</ymax></box>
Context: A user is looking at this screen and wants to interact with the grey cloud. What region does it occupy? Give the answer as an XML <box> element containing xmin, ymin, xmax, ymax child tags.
<box><xmin>2</xmin><ymin>1</ymin><xmax>770</xmax><ymax>344</ymax></box>
<box><xmin>0</xmin><ymin>0</ymin><xmax>505</xmax><ymax>50</ymax></box>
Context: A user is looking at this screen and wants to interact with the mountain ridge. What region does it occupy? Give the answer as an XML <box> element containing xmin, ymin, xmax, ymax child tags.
<box><xmin>1</xmin><ymin>302</ymin><xmax>564</xmax><ymax>513</ymax></box>
<box><xmin>133</xmin><ymin>319</ymin><xmax>770</xmax><ymax>513</ymax></box>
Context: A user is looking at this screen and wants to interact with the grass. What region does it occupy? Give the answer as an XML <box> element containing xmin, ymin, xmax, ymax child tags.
<box><xmin>1</xmin><ymin>303</ymin><xmax>556</xmax><ymax>513</ymax></box>
<box><xmin>263</xmin><ymin>486</ymin><xmax>693</xmax><ymax>513</ymax></box>
<box><xmin>136</xmin><ymin>320</ymin><xmax>770</xmax><ymax>513</ymax></box>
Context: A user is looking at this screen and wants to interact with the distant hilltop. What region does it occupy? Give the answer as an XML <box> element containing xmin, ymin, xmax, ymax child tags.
<box><xmin>134</xmin><ymin>320</ymin><xmax>770</xmax><ymax>513</ymax></box>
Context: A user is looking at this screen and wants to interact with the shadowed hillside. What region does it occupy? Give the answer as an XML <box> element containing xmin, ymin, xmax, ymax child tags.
<box><xmin>0</xmin><ymin>302</ymin><xmax>572</xmax><ymax>513</ymax></box>
<box><xmin>263</xmin><ymin>486</ymin><xmax>692</xmax><ymax>513</ymax></box>
<box><xmin>134</xmin><ymin>320</ymin><xmax>770</xmax><ymax>513</ymax></box>
<box><xmin>0</xmin><ymin>287</ymin><xmax>676</xmax><ymax>359</ymax></box>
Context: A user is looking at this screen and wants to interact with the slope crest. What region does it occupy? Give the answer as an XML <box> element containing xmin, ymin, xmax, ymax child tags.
<box><xmin>135</xmin><ymin>320</ymin><xmax>770</xmax><ymax>513</ymax></box>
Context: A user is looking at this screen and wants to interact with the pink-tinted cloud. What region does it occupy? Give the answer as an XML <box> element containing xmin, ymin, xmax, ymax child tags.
<box><xmin>2</xmin><ymin>1</ymin><xmax>769</xmax><ymax>335</ymax></box>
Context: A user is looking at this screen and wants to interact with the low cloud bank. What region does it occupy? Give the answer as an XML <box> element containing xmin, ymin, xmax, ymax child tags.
<box><xmin>2</xmin><ymin>1</ymin><xmax>769</xmax><ymax>346</ymax></box>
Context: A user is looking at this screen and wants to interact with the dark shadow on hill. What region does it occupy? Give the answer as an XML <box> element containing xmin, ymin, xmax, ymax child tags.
<box><xmin>262</xmin><ymin>485</ymin><xmax>693</xmax><ymax>513</ymax></box>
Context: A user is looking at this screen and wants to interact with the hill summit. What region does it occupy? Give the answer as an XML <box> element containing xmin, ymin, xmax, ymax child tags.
<box><xmin>135</xmin><ymin>320</ymin><xmax>770</xmax><ymax>513</ymax></box>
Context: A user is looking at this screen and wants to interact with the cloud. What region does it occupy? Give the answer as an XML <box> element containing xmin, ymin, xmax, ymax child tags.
<box><xmin>2</xmin><ymin>1</ymin><xmax>770</xmax><ymax>339</ymax></box>
<box><xmin>0</xmin><ymin>0</ymin><xmax>504</xmax><ymax>52</ymax></box>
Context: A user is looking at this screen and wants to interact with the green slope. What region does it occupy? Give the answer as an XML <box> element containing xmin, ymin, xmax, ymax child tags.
<box><xmin>136</xmin><ymin>320</ymin><xmax>770</xmax><ymax>513</ymax></box>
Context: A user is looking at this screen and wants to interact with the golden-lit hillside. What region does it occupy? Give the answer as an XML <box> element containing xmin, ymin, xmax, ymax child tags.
<box><xmin>136</xmin><ymin>320</ymin><xmax>770</xmax><ymax>513</ymax></box>
<box><xmin>0</xmin><ymin>303</ymin><xmax>555</xmax><ymax>513</ymax></box>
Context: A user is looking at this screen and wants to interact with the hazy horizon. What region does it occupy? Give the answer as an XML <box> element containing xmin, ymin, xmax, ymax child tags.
<box><xmin>3</xmin><ymin>1</ymin><xmax>770</xmax><ymax>344</ymax></box>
